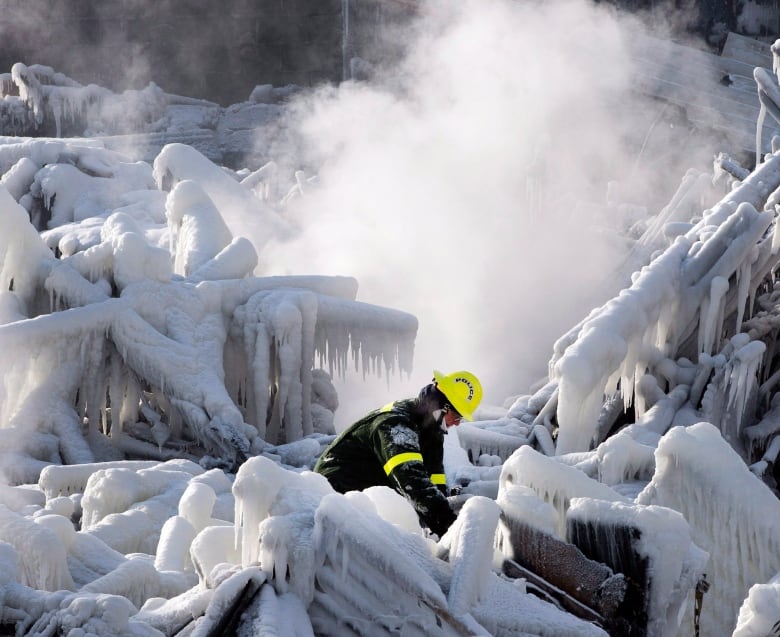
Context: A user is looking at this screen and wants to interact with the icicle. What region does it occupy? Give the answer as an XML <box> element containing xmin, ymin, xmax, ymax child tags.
<box><xmin>701</xmin><ymin>276</ymin><xmax>729</xmax><ymax>356</ymax></box>
<box><xmin>728</xmin><ymin>340</ymin><xmax>766</xmax><ymax>436</ymax></box>
<box><xmin>735</xmin><ymin>256</ymin><xmax>753</xmax><ymax>333</ymax></box>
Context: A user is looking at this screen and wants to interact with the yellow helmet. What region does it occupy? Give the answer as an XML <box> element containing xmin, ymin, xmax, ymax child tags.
<box><xmin>432</xmin><ymin>370</ymin><xmax>483</xmax><ymax>421</ymax></box>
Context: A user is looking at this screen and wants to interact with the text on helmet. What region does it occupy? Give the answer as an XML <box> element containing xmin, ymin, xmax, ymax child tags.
<box><xmin>455</xmin><ymin>377</ymin><xmax>474</xmax><ymax>400</ymax></box>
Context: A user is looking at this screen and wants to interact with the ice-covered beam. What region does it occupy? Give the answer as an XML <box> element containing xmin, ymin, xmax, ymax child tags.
<box><xmin>552</xmin><ymin>238</ymin><xmax>690</xmax><ymax>454</ymax></box>
<box><xmin>314</xmin><ymin>294</ymin><xmax>418</xmax><ymax>379</ymax></box>
<box><xmin>552</xmin><ymin>149</ymin><xmax>780</xmax><ymax>455</ymax></box>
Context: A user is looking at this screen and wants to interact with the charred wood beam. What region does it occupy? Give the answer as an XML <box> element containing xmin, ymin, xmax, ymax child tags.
<box><xmin>567</xmin><ymin>518</ymin><xmax>650</xmax><ymax>637</ymax></box>
<box><xmin>502</xmin><ymin>558</ymin><xmax>606</xmax><ymax>627</ymax></box>
<box><xmin>497</xmin><ymin>515</ymin><xmax>626</xmax><ymax>619</ymax></box>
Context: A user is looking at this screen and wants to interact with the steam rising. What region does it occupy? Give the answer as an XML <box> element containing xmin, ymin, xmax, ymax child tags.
<box><xmin>264</xmin><ymin>0</ymin><xmax>715</xmax><ymax>422</ymax></box>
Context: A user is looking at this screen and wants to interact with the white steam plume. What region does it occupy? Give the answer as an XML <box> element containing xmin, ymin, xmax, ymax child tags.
<box><xmin>263</xmin><ymin>0</ymin><xmax>717</xmax><ymax>425</ymax></box>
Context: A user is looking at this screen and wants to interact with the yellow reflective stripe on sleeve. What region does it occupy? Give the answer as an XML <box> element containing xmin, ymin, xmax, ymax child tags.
<box><xmin>430</xmin><ymin>473</ymin><xmax>446</xmax><ymax>485</ymax></box>
<box><xmin>379</xmin><ymin>402</ymin><xmax>395</xmax><ymax>413</ymax></box>
<box><xmin>383</xmin><ymin>452</ymin><xmax>424</xmax><ymax>475</ymax></box>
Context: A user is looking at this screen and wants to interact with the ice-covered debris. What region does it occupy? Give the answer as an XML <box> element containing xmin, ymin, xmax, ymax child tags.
<box><xmin>8</xmin><ymin>63</ymin><xmax>169</xmax><ymax>139</ymax></box>
<box><xmin>0</xmin><ymin>504</ymin><xmax>74</xmax><ymax>591</ymax></box>
<box><xmin>733</xmin><ymin>574</ymin><xmax>780</xmax><ymax>637</ymax></box>
<box><xmin>455</xmin><ymin>419</ymin><xmax>529</xmax><ymax>463</ymax></box>
<box><xmin>310</xmin><ymin>492</ymin><xmax>464</xmax><ymax>635</ymax></box>
<box><xmin>25</xmin><ymin>591</ymin><xmax>157</xmax><ymax>637</ymax></box>
<box><xmin>233</xmin><ymin>455</ymin><xmax>329</xmax><ymax>568</ymax></box>
<box><xmin>0</xmin><ymin>130</ymin><xmax>418</xmax><ymax>468</ymax></box>
<box><xmin>1</xmin><ymin>155</ymin><xmax>38</xmax><ymax>201</ymax></box>
<box><xmin>191</xmin><ymin>567</ymin><xmax>270</xmax><ymax>637</ymax></box>
<box><xmin>190</xmin><ymin>524</ymin><xmax>240</xmax><ymax>585</ymax></box>
<box><xmin>38</xmin><ymin>460</ymin><xmax>161</xmax><ymax>499</ymax></box>
<box><xmin>546</xmin><ymin>145</ymin><xmax>780</xmax><ymax>460</ymax></box>
<box><xmin>81</xmin><ymin>461</ymin><xmax>204</xmax><ymax>554</ymax></box>
<box><xmin>360</xmin><ymin>485</ymin><xmax>423</xmax><ymax>534</ymax></box>
<box><xmin>33</xmin><ymin>158</ymin><xmax>154</xmax><ymax>228</ymax></box>
<box><xmin>439</xmin><ymin>496</ymin><xmax>501</xmax><ymax>616</ymax></box>
<box><xmin>153</xmin><ymin>143</ymin><xmax>290</xmax><ymax>252</ymax></box>
<box><xmin>166</xmin><ymin>179</ymin><xmax>235</xmax><ymax>277</ymax></box>
<box><xmin>470</xmin><ymin>574</ymin><xmax>610</xmax><ymax>636</ymax></box>
<box><xmin>0</xmin><ymin>182</ymin><xmax>54</xmax><ymax>309</ymax></box>
<box><xmin>443</xmin><ymin>427</ymin><xmax>502</xmax><ymax>498</ymax></box>
<box><xmin>500</xmin><ymin>445</ymin><xmax>629</xmax><ymax>538</ymax></box>
<box><xmin>0</xmin><ymin>482</ymin><xmax>45</xmax><ymax>512</ymax></box>
<box><xmin>596</xmin><ymin>429</ymin><xmax>657</xmax><ymax>485</ymax></box>
<box><xmin>497</xmin><ymin>484</ymin><xmax>558</xmax><ymax>536</ymax></box>
<box><xmin>155</xmin><ymin>516</ymin><xmax>197</xmax><ymax>574</ymax></box>
<box><xmin>638</xmin><ymin>422</ymin><xmax>780</xmax><ymax>635</ymax></box>
<box><xmin>567</xmin><ymin>497</ymin><xmax>707</xmax><ymax>637</ymax></box>
<box><xmin>552</xmin><ymin>236</ymin><xmax>690</xmax><ymax>455</ymax></box>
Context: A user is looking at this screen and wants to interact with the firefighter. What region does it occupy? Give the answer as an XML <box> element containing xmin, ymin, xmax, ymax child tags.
<box><xmin>313</xmin><ymin>370</ymin><xmax>483</xmax><ymax>537</ymax></box>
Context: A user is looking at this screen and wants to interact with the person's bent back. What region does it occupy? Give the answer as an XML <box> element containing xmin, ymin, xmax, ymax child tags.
<box><xmin>314</xmin><ymin>370</ymin><xmax>483</xmax><ymax>538</ymax></box>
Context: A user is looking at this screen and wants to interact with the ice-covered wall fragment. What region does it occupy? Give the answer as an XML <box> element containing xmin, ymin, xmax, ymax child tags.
<box><xmin>637</xmin><ymin>422</ymin><xmax>780</xmax><ymax>635</ymax></box>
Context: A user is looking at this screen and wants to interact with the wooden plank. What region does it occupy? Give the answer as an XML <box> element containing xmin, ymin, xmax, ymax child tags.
<box><xmin>502</xmin><ymin>559</ymin><xmax>607</xmax><ymax>626</ymax></box>
<box><xmin>497</xmin><ymin>516</ymin><xmax>626</xmax><ymax>619</ymax></box>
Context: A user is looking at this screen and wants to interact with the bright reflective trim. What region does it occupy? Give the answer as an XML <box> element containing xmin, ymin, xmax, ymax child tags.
<box><xmin>383</xmin><ymin>452</ymin><xmax>423</xmax><ymax>475</ymax></box>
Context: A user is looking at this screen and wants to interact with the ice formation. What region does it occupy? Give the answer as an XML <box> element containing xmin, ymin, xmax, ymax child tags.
<box><xmin>4</xmin><ymin>21</ymin><xmax>780</xmax><ymax>637</ymax></box>
<box><xmin>0</xmin><ymin>130</ymin><xmax>418</xmax><ymax>482</ymax></box>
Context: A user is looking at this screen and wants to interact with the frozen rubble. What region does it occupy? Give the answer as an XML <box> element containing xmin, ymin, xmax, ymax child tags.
<box><xmin>2</xmin><ymin>35</ymin><xmax>780</xmax><ymax>636</ymax></box>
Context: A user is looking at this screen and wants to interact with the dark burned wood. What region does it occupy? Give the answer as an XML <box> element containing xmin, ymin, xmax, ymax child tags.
<box><xmin>502</xmin><ymin>558</ymin><xmax>606</xmax><ymax>626</ymax></box>
<box><xmin>498</xmin><ymin>515</ymin><xmax>627</xmax><ymax>618</ymax></box>
<box><xmin>198</xmin><ymin>577</ymin><xmax>264</xmax><ymax>637</ymax></box>
<box><xmin>567</xmin><ymin>518</ymin><xmax>650</xmax><ymax>637</ymax></box>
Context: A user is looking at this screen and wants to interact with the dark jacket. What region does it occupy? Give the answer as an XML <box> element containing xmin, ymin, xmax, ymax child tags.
<box><xmin>314</xmin><ymin>396</ymin><xmax>457</xmax><ymax>536</ymax></box>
